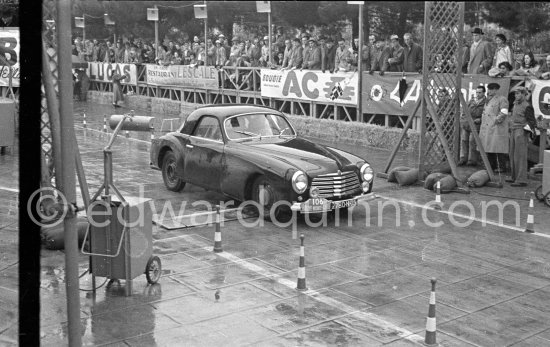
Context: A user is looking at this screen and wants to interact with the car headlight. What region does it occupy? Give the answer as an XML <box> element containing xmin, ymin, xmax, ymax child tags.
<box><xmin>291</xmin><ymin>171</ymin><xmax>308</xmax><ymax>194</ymax></box>
<box><xmin>360</xmin><ymin>163</ymin><xmax>374</xmax><ymax>182</ymax></box>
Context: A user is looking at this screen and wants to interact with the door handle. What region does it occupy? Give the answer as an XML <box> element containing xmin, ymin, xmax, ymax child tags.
<box><xmin>186</xmin><ymin>144</ymin><xmax>194</xmax><ymax>149</ymax></box>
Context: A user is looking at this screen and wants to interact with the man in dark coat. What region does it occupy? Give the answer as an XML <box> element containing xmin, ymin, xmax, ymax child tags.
<box><xmin>112</xmin><ymin>72</ymin><xmax>127</xmax><ymax>107</ymax></box>
<box><xmin>384</xmin><ymin>34</ymin><xmax>404</xmax><ymax>72</ymax></box>
<box><xmin>402</xmin><ymin>33</ymin><xmax>423</xmax><ymax>73</ymax></box>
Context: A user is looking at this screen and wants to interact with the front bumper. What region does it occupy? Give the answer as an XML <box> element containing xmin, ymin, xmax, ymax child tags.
<box><xmin>290</xmin><ymin>192</ymin><xmax>378</xmax><ymax>213</ymax></box>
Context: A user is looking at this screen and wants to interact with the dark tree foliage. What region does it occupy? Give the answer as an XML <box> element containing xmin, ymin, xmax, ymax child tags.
<box><xmin>481</xmin><ymin>2</ymin><xmax>550</xmax><ymax>35</ymax></box>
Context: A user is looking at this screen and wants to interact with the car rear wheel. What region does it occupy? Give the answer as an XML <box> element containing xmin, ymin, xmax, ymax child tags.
<box><xmin>251</xmin><ymin>176</ymin><xmax>290</xmax><ymax>222</ymax></box>
<box><xmin>161</xmin><ymin>151</ymin><xmax>185</xmax><ymax>192</ymax></box>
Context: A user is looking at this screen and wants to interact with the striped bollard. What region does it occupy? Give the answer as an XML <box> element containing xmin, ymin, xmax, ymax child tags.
<box><xmin>434</xmin><ymin>181</ymin><xmax>442</xmax><ymax>210</ymax></box>
<box><xmin>83</xmin><ymin>112</ymin><xmax>87</xmax><ymax>128</ymax></box>
<box><xmin>296</xmin><ymin>234</ymin><xmax>307</xmax><ymax>291</ymax></box>
<box><xmin>213</xmin><ymin>205</ymin><xmax>223</xmax><ymax>253</ymax></box>
<box><xmin>425</xmin><ymin>278</ymin><xmax>437</xmax><ymax>345</ymax></box>
<box><xmin>525</xmin><ymin>192</ymin><xmax>535</xmax><ymax>233</ymax></box>
<box><xmin>103</xmin><ymin>114</ymin><xmax>107</xmax><ymax>132</ymax></box>
<box><xmin>125</xmin><ymin>130</ymin><xmax>130</xmax><ymax>138</ymax></box>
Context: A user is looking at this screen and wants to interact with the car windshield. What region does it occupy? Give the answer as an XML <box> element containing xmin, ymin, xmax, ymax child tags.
<box><xmin>224</xmin><ymin>113</ymin><xmax>295</xmax><ymax>140</ymax></box>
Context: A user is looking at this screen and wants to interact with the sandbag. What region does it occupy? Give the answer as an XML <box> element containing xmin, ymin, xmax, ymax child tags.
<box><xmin>430</xmin><ymin>161</ymin><xmax>452</xmax><ymax>174</ymax></box>
<box><xmin>41</xmin><ymin>218</ymin><xmax>89</xmax><ymax>250</ymax></box>
<box><xmin>387</xmin><ymin>166</ymin><xmax>411</xmax><ymax>183</ymax></box>
<box><xmin>394</xmin><ymin>168</ymin><xmax>419</xmax><ymax>186</ymax></box>
<box><xmin>424</xmin><ymin>172</ymin><xmax>447</xmax><ymax>190</ymax></box>
<box><xmin>467</xmin><ymin>170</ymin><xmax>490</xmax><ymax>188</ymax></box>
<box><xmin>434</xmin><ymin>175</ymin><xmax>457</xmax><ymax>193</ymax></box>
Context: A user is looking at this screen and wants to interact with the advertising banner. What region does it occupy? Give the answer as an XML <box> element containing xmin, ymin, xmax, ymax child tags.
<box><xmin>530</xmin><ymin>79</ymin><xmax>550</xmax><ymax>120</ymax></box>
<box><xmin>0</xmin><ymin>29</ymin><xmax>19</xmax><ymax>87</ymax></box>
<box><xmin>260</xmin><ymin>69</ymin><xmax>358</xmax><ymax>105</ymax></box>
<box><xmin>145</xmin><ymin>64</ymin><xmax>219</xmax><ymax>89</ymax></box>
<box><xmin>362</xmin><ymin>73</ymin><xmax>512</xmax><ymax>115</ymax></box>
<box><xmin>87</xmin><ymin>62</ymin><xmax>137</xmax><ymax>86</ymax></box>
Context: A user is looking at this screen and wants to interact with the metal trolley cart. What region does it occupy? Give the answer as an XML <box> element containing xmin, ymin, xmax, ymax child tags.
<box><xmin>81</xmin><ymin>112</ymin><xmax>160</xmax><ymax>296</ymax></box>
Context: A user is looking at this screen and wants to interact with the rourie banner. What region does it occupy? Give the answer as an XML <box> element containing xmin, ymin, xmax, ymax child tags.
<box><xmin>88</xmin><ymin>62</ymin><xmax>137</xmax><ymax>86</ymax></box>
<box><xmin>361</xmin><ymin>73</ymin><xmax>512</xmax><ymax>115</ymax></box>
<box><xmin>0</xmin><ymin>29</ymin><xmax>19</xmax><ymax>87</ymax></box>
<box><xmin>145</xmin><ymin>64</ymin><xmax>219</xmax><ymax>89</ymax></box>
<box><xmin>260</xmin><ymin>69</ymin><xmax>358</xmax><ymax>105</ymax></box>
<box><xmin>530</xmin><ymin>79</ymin><xmax>550</xmax><ymax>120</ymax></box>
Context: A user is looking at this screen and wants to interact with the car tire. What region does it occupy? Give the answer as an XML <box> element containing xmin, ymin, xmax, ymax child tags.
<box><xmin>251</xmin><ymin>176</ymin><xmax>288</xmax><ymax>222</ymax></box>
<box><xmin>161</xmin><ymin>151</ymin><xmax>185</xmax><ymax>192</ymax></box>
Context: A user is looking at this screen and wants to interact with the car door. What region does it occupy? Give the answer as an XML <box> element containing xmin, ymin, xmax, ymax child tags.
<box><xmin>183</xmin><ymin>115</ymin><xmax>225</xmax><ymax>191</ymax></box>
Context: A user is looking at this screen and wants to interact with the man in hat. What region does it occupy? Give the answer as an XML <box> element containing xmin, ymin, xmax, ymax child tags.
<box><xmin>468</xmin><ymin>28</ymin><xmax>493</xmax><ymax>75</ymax></box>
<box><xmin>286</xmin><ymin>38</ymin><xmax>303</xmax><ymax>70</ymax></box>
<box><xmin>302</xmin><ymin>38</ymin><xmax>321</xmax><ymax>70</ymax></box>
<box><xmin>214</xmin><ymin>39</ymin><xmax>226</xmax><ymax>68</ymax></box>
<box><xmin>479</xmin><ymin>83</ymin><xmax>509</xmax><ymax>171</ymax></box>
<box><xmin>459</xmin><ymin>85</ymin><xmax>486</xmax><ymax>166</ymax></box>
<box><xmin>506</xmin><ymin>86</ymin><xmax>537</xmax><ymax>186</ymax></box>
<box><xmin>385</xmin><ymin>34</ymin><xmax>404</xmax><ymax>73</ymax></box>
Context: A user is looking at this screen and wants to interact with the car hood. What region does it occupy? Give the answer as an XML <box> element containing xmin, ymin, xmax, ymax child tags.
<box><xmin>233</xmin><ymin>137</ymin><xmax>357</xmax><ymax>175</ymax></box>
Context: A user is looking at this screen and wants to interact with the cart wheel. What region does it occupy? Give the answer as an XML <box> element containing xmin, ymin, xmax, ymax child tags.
<box><xmin>544</xmin><ymin>192</ymin><xmax>550</xmax><ymax>208</ymax></box>
<box><xmin>535</xmin><ymin>185</ymin><xmax>544</xmax><ymax>201</ymax></box>
<box><xmin>145</xmin><ymin>256</ymin><xmax>161</xmax><ymax>284</ymax></box>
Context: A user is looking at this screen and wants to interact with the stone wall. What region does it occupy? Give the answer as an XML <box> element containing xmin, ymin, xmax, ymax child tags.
<box><xmin>88</xmin><ymin>91</ymin><xmax>419</xmax><ymax>152</ymax></box>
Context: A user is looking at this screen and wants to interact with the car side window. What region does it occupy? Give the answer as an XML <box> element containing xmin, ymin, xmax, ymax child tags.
<box><xmin>193</xmin><ymin>116</ymin><xmax>222</xmax><ymax>142</ymax></box>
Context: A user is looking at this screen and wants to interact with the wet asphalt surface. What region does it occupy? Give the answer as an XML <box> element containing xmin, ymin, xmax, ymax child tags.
<box><xmin>1</xmin><ymin>100</ymin><xmax>550</xmax><ymax>346</ymax></box>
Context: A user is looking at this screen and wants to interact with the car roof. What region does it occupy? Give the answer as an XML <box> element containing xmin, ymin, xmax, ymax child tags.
<box><xmin>190</xmin><ymin>104</ymin><xmax>280</xmax><ymax>120</ymax></box>
<box><xmin>181</xmin><ymin>104</ymin><xmax>284</xmax><ymax>135</ymax></box>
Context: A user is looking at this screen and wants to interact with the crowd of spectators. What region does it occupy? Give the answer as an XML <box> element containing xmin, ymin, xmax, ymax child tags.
<box><xmin>73</xmin><ymin>26</ymin><xmax>550</xmax><ymax>81</ymax></box>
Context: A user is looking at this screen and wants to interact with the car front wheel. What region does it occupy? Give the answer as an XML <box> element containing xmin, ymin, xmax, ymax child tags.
<box><xmin>161</xmin><ymin>151</ymin><xmax>185</xmax><ymax>192</ymax></box>
<box><xmin>251</xmin><ymin>176</ymin><xmax>291</xmax><ymax>222</ymax></box>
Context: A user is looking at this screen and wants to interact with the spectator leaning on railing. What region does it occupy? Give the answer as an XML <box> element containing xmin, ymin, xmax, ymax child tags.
<box><xmin>536</xmin><ymin>55</ymin><xmax>550</xmax><ymax>80</ymax></box>
<box><xmin>335</xmin><ymin>38</ymin><xmax>352</xmax><ymax>72</ymax></box>
<box><xmin>402</xmin><ymin>33</ymin><xmax>422</xmax><ymax>73</ymax></box>
<box><xmin>385</xmin><ymin>35</ymin><xmax>404</xmax><ymax>73</ymax></box>
<box><xmin>511</xmin><ymin>51</ymin><xmax>540</xmax><ymax>77</ymax></box>
<box><xmin>302</xmin><ymin>38</ymin><xmax>321</xmax><ymax>70</ymax></box>
<box><xmin>285</xmin><ymin>38</ymin><xmax>303</xmax><ymax>70</ymax></box>
<box><xmin>488</xmin><ymin>33</ymin><xmax>513</xmax><ymax>77</ymax></box>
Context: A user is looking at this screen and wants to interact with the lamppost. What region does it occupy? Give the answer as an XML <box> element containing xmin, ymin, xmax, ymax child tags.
<box><xmin>147</xmin><ymin>6</ymin><xmax>159</xmax><ymax>58</ymax></box>
<box><xmin>104</xmin><ymin>13</ymin><xmax>115</xmax><ymax>43</ymax></box>
<box><xmin>348</xmin><ymin>1</ymin><xmax>364</xmax><ymax>121</ymax></box>
<box><xmin>75</xmin><ymin>16</ymin><xmax>85</xmax><ymax>42</ymax></box>
<box><xmin>256</xmin><ymin>1</ymin><xmax>272</xmax><ymax>65</ymax></box>
<box><xmin>194</xmin><ymin>2</ymin><xmax>207</xmax><ymax>61</ymax></box>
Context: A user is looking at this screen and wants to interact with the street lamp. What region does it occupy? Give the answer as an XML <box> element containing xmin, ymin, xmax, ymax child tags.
<box><xmin>104</xmin><ymin>13</ymin><xmax>116</xmax><ymax>43</ymax></box>
<box><xmin>256</xmin><ymin>1</ymin><xmax>271</xmax><ymax>65</ymax></box>
<box><xmin>147</xmin><ymin>7</ymin><xmax>159</xmax><ymax>58</ymax></box>
<box><xmin>348</xmin><ymin>1</ymin><xmax>364</xmax><ymax>121</ymax></box>
<box><xmin>194</xmin><ymin>2</ymin><xmax>208</xmax><ymax>62</ymax></box>
<box><xmin>75</xmin><ymin>16</ymin><xmax>85</xmax><ymax>42</ymax></box>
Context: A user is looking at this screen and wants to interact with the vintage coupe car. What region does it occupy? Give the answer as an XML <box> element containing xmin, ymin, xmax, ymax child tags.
<box><xmin>150</xmin><ymin>105</ymin><xmax>375</xmax><ymax>218</ymax></box>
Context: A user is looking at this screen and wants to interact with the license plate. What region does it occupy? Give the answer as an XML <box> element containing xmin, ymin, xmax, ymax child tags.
<box><xmin>301</xmin><ymin>198</ymin><xmax>330</xmax><ymax>213</ymax></box>
<box><xmin>301</xmin><ymin>198</ymin><xmax>356</xmax><ymax>213</ymax></box>
<box><xmin>332</xmin><ymin>199</ymin><xmax>357</xmax><ymax>209</ymax></box>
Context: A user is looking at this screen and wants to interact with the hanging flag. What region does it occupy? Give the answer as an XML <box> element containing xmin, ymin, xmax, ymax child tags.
<box><xmin>398</xmin><ymin>74</ymin><xmax>408</xmax><ymax>106</ymax></box>
<box><xmin>330</xmin><ymin>83</ymin><xmax>344</xmax><ymax>101</ymax></box>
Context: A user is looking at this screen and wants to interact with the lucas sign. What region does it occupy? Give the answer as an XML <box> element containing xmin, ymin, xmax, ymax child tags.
<box><xmin>260</xmin><ymin>69</ymin><xmax>358</xmax><ymax>105</ymax></box>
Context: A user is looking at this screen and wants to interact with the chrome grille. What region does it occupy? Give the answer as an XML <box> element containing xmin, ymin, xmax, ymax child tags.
<box><xmin>311</xmin><ymin>171</ymin><xmax>361</xmax><ymax>198</ymax></box>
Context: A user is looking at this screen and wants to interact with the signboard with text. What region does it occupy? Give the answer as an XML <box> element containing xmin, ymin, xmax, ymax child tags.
<box><xmin>531</xmin><ymin>79</ymin><xmax>550</xmax><ymax>120</ymax></box>
<box><xmin>145</xmin><ymin>64</ymin><xmax>219</xmax><ymax>89</ymax></box>
<box><xmin>260</xmin><ymin>69</ymin><xmax>358</xmax><ymax>105</ymax></box>
<box><xmin>362</xmin><ymin>73</ymin><xmax>511</xmax><ymax>115</ymax></box>
<box><xmin>0</xmin><ymin>29</ymin><xmax>19</xmax><ymax>87</ymax></box>
<box><xmin>87</xmin><ymin>62</ymin><xmax>137</xmax><ymax>86</ymax></box>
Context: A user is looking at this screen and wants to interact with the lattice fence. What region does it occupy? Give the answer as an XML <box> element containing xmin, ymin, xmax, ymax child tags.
<box><xmin>41</xmin><ymin>0</ymin><xmax>58</xmax><ymax>188</ymax></box>
<box><xmin>419</xmin><ymin>1</ymin><xmax>464</xmax><ymax>178</ymax></box>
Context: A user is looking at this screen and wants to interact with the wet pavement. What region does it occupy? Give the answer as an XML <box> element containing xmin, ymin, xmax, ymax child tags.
<box><xmin>1</xmin><ymin>100</ymin><xmax>550</xmax><ymax>346</ymax></box>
